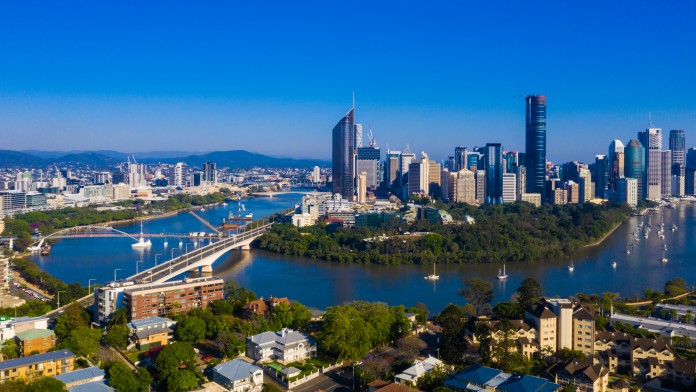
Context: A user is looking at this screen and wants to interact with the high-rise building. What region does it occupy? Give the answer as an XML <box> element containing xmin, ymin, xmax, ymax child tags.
<box><xmin>660</xmin><ymin>150</ymin><xmax>672</xmax><ymax>196</ymax></box>
<box><xmin>525</xmin><ymin>95</ymin><xmax>547</xmax><ymax>196</ymax></box>
<box><xmin>407</xmin><ymin>155</ymin><xmax>430</xmax><ymax>197</ymax></box>
<box><xmin>578</xmin><ymin>168</ymin><xmax>593</xmax><ymax>202</ymax></box>
<box><xmin>399</xmin><ymin>149</ymin><xmax>416</xmax><ymax>199</ymax></box>
<box><xmin>475</xmin><ymin>170</ymin><xmax>486</xmax><ymax>205</ymax></box>
<box><xmin>467</xmin><ymin>153</ymin><xmax>480</xmax><ymax>171</ymax></box>
<box><xmin>447</xmin><ymin>156</ymin><xmax>456</xmax><ymax>172</ymax></box>
<box><xmin>687</xmin><ymin>148</ymin><xmax>696</xmax><ymax>170</ymax></box>
<box><xmin>565</xmin><ymin>181</ymin><xmax>580</xmax><ymax>204</ymax></box>
<box><xmin>354</xmin><ymin>124</ymin><xmax>363</xmax><ymax>149</ymax></box>
<box><xmin>427</xmin><ymin>158</ymin><xmax>441</xmax><ymax>197</ymax></box>
<box><xmin>385</xmin><ymin>150</ymin><xmax>401</xmax><ymax>189</ymax></box>
<box><xmin>449</xmin><ymin>169</ymin><xmax>476</xmax><ymax>205</ymax></box>
<box><xmin>332</xmin><ymin>107</ymin><xmax>355</xmax><ymax>200</ymax></box>
<box><xmin>128</xmin><ymin>162</ymin><xmax>148</xmax><ymax>187</ymax></box>
<box><xmin>356</xmin><ymin>172</ymin><xmax>367</xmax><ymax>203</ymax></box>
<box><xmin>356</xmin><ymin>146</ymin><xmax>381</xmax><ymax>189</ymax></box>
<box><xmin>502</xmin><ymin>173</ymin><xmax>517</xmax><ymax>203</ymax></box>
<box><xmin>454</xmin><ymin>146</ymin><xmax>468</xmax><ymax>171</ymax></box>
<box><xmin>625</xmin><ymin>139</ymin><xmax>645</xmax><ymax>199</ymax></box>
<box><xmin>174</xmin><ymin>162</ymin><xmax>185</xmax><ymax>188</ymax></box>
<box><xmin>203</xmin><ymin>162</ymin><xmax>217</xmax><ymax>184</ymax></box>
<box><xmin>484</xmin><ymin>143</ymin><xmax>503</xmax><ymax>204</ymax></box>
<box><xmin>616</xmin><ymin>178</ymin><xmax>638</xmax><ymax>208</ymax></box>
<box><xmin>440</xmin><ymin>169</ymin><xmax>450</xmax><ymax>202</ymax></box>
<box><xmin>594</xmin><ymin>155</ymin><xmax>609</xmax><ymax>198</ymax></box>
<box><xmin>670</xmin><ymin>130</ymin><xmax>686</xmax><ymax>174</ymax></box>
<box><xmin>638</xmin><ymin>128</ymin><xmax>662</xmax><ymax>200</ymax></box>
<box><xmin>515</xmin><ymin>165</ymin><xmax>527</xmax><ymax>199</ymax></box>
<box><xmin>312</xmin><ymin>166</ymin><xmax>321</xmax><ymax>183</ymax></box>
<box><xmin>608</xmin><ymin>140</ymin><xmax>625</xmax><ymax>190</ymax></box>
<box><xmin>503</xmin><ymin>151</ymin><xmax>519</xmax><ymax>173</ymax></box>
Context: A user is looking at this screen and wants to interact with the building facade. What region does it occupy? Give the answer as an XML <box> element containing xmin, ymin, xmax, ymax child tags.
<box><xmin>123</xmin><ymin>277</ymin><xmax>224</xmax><ymax>321</ymax></box>
<box><xmin>332</xmin><ymin>108</ymin><xmax>355</xmax><ymax>200</ymax></box>
<box><xmin>525</xmin><ymin>95</ymin><xmax>547</xmax><ymax>196</ymax></box>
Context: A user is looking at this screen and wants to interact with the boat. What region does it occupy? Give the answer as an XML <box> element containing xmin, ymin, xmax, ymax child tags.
<box><xmin>163</xmin><ymin>238</ymin><xmax>168</xmax><ymax>247</ymax></box>
<box><xmin>222</xmin><ymin>202</ymin><xmax>228</xmax><ymax>206</ymax></box>
<box><xmin>40</xmin><ymin>243</ymin><xmax>51</xmax><ymax>256</ymax></box>
<box><xmin>178</xmin><ymin>239</ymin><xmax>183</xmax><ymax>247</ymax></box>
<box><xmin>568</xmin><ymin>261</ymin><xmax>574</xmax><ymax>272</ymax></box>
<box><xmin>201</xmin><ymin>208</ymin><xmax>206</xmax><ymax>212</ymax></box>
<box><xmin>424</xmin><ymin>264</ymin><xmax>439</xmax><ymax>280</ymax></box>
<box><xmin>611</xmin><ymin>260</ymin><xmax>617</xmax><ymax>268</ymax></box>
<box><xmin>626</xmin><ymin>248</ymin><xmax>630</xmax><ymax>255</ymax></box>
<box><xmin>496</xmin><ymin>264</ymin><xmax>508</xmax><ymax>280</ymax></box>
<box><xmin>660</xmin><ymin>250</ymin><xmax>668</xmax><ymax>263</ymax></box>
<box><xmin>131</xmin><ymin>221</ymin><xmax>152</xmax><ymax>248</ymax></box>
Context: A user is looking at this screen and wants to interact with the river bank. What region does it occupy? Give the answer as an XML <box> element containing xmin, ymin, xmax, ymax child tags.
<box><xmin>583</xmin><ymin>222</ymin><xmax>623</xmax><ymax>248</ymax></box>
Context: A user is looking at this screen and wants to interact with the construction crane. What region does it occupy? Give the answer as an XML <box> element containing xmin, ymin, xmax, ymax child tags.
<box><xmin>189</xmin><ymin>210</ymin><xmax>221</xmax><ymax>235</ymax></box>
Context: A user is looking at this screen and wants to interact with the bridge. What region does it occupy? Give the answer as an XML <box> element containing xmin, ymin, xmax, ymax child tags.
<box><xmin>126</xmin><ymin>220</ymin><xmax>275</xmax><ymax>283</ymax></box>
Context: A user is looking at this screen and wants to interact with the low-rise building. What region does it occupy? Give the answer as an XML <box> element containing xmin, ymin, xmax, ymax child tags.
<box><xmin>394</xmin><ymin>356</ymin><xmax>443</xmax><ymax>386</ymax></box>
<box><xmin>54</xmin><ymin>366</ymin><xmax>105</xmax><ymax>388</ymax></box>
<box><xmin>443</xmin><ymin>365</ymin><xmax>559</xmax><ymax>392</ymax></box>
<box><xmin>212</xmin><ymin>359</ymin><xmax>264</xmax><ymax>392</ymax></box>
<box><xmin>0</xmin><ymin>316</ymin><xmax>49</xmax><ymax>341</ymax></box>
<box><xmin>15</xmin><ymin>329</ymin><xmax>56</xmax><ymax>356</ymax></box>
<box><xmin>549</xmin><ymin>359</ymin><xmax>608</xmax><ymax>392</ymax></box>
<box><xmin>0</xmin><ymin>349</ymin><xmax>75</xmax><ymax>383</ymax></box>
<box><xmin>610</xmin><ymin>313</ymin><xmax>696</xmax><ymax>345</ymax></box>
<box><xmin>246</xmin><ymin>328</ymin><xmax>316</xmax><ymax>364</ymax></box>
<box><xmin>127</xmin><ymin>316</ymin><xmax>175</xmax><ymax>350</ymax></box>
<box><xmin>243</xmin><ymin>296</ymin><xmax>290</xmax><ymax>318</ymax></box>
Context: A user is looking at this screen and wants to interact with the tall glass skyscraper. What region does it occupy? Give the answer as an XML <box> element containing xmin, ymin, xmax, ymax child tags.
<box><xmin>625</xmin><ymin>139</ymin><xmax>645</xmax><ymax>199</ymax></box>
<box><xmin>332</xmin><ymin>107</ymin><xmax>355</xmax><ymax>200</ymax></box>
<box><xmin>485</xmin><ymin>143</ymin><xmax>503</xmax><ymax>204</ymax></box>
<box><xmin>670</xmin><ymin>129</ymin><xmax>685</xmax><ymax>174</ymax></box>
<box><xmin>525</xmin><ymin>95</ymin><xmax>547</xmax><ymax>197</ymax></box>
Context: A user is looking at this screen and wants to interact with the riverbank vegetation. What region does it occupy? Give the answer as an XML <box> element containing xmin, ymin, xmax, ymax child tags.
<box><xmin>12</xmin><ymin>258</ymin><xmax>89</xmax><ymax>307</ymax></box>
<box><xmin>256</xmin><ymin>201</ymin><xmax>631</xmax><ymax>264</ymax></box>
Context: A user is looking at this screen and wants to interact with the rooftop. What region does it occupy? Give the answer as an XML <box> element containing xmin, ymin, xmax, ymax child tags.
<box><xmin>127</xmin><ymin>316</ymin><xmax>175</xmax><ymax>330</ymax></box>
<box><xmin>0</xmin><ymin>349</ymin><xmax>74</xmax><ymax>371</ymax></box>
<box><xmin>68</xmin><ymin>381</ymin><xmax>115</xmax><ymax>392</ymax></box>
<box><xmin>213</xmin><ymin>359</ymin><xmax>262</xmax><ymax>382</ymax></box>
<box><xmin>15</xmin><ymin>328</ymin><xmax>55</xmax><ymax>340</ymax></box>
<box><xmin>55</xmin><ymin>366</ymin><xmax>105</xmax><ymax>384</ymax></box>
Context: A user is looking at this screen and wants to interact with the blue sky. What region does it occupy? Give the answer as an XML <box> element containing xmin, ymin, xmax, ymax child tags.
<box><xmin>0</xmin><ymin>1</ymin><xmax>694</xmax><ymax>163</ymax></box>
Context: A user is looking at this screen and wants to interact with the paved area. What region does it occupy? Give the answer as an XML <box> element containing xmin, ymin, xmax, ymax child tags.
<box><xmin>291</xmin><ymin>372</ymin><xmax>351</xmax><ymax>392</ymax></box>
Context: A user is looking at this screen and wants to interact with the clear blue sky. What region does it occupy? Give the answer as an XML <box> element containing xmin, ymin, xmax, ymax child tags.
<box><xmin>1</xmin><ymin>1</ymin><xmax>694</xmax><ymax>163</ymax></box>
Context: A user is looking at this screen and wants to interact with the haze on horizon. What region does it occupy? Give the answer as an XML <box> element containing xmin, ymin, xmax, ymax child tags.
<box><xmin>0</xmin><ymin>1</ymin><xmax>694</xmax><ymax>164</ymax></box>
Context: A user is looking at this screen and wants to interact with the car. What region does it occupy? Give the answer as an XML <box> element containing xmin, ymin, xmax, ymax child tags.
<box><xmin>201</xmin><ymin>354</ymin><xmax>214</xmax><ymax>362</ymax></box>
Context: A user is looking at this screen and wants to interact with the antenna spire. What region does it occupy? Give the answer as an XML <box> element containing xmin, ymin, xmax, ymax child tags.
<box><xmin>352</xmin><ymin>91</ymin><xmax>355</xmax><ymax>109</ymax></box>
<box><xmin>649</xmin><ymin>112</ymin><xmax>652</xmax><ymax>128</ymax></box>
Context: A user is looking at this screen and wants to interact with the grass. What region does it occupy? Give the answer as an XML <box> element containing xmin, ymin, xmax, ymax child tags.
<box><xmin>267</xmin><ymin>361</ymin><xmax>283</xmax><ymax>372</ymax></box>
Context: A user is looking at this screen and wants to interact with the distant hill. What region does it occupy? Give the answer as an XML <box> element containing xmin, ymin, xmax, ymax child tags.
<box><xmin>1</xmin><ymin>150</ymin><xmax>328</xmax><ymax>169</ymax></box>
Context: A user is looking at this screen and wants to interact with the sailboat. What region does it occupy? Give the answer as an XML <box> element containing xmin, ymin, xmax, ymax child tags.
<box><xmin>163</xmin><ymin>238</ymin><xmax>168</xmax><ymax>247</ymax></box>
<box><xmin>672</xmin><ymin>219</ymin><xmax>677</xmax><ymax>231</ymax></box>
<box><xmin>131</xmin><ymin>220</ymin><xmax>152</xmax><ymax>248</ymax></box>
<box><xmin>611</xmin><ymin>260</ymin><xmax>617</xmax><ymax>268</ymax></box>
<box><xmin>660</xmin><ymin>250</ymin><xmax>668</xmax><ymax>263</ymax></box>
<box><xmin>424</xmin><ymin>264</ymin><xmax>440</xmax><ymax>280</ymax></box>
<box><xmin>496</xmin><ymin>264</ymin><xmax>508</xmax><ymax>280</ymax></box>
<box><xmin>568</xmin><ymin>260</ymin><xmax>574</xmax><ymax>272</ymax></box>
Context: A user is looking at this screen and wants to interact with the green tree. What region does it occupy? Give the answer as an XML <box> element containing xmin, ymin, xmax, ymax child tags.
<box><xmin>54</xmin><ymin>302</ymin><xmax>89</xmax><ymax>339</ymax></box>
<box><xmin>270</xmin><ymin>302</ymin><xmax>294</xmax><ymax>330</ymax></box>
<box><xmin>166</xmin><ymin>369</ymin><xmax>199</xmax><ymax>392</ymax></box>
<box><xmin>104</xmin><ymin>324</ymin><xmax>130</xmax><ymax>349</ymax></box>
<box><xmin>289</xmin><ymin>302</ymin><xmax>313</xmax><ymax>330</ymax></box>
<box><xmin>556</xmin><ymin>348</ymin><xmax>587</xmax><ymax>363</ymax></box>
<box><xmin>516</xmin><ymin>278</ymin><xmax>543</xmax><ymax>311</ymax></box>
<box><xmin>224</xmin><ymin>281</ymin><xmax>258</xmax><ymax>309</ymax></box>
<box><xmin>109</xmin><ymin>308</ymin><xmax>129</xmax><ymax>326</ymax></box>
<box><xmin>26</xmin><ymin>377</ymin><xmax>66</xmax><ymax>392</ymax></box>
<box><xmin>436</xmin><ymin>304</ymin><xmax>469</xmax><ymax>365</ymax></box>
<box><xmin>155</xmin><ymin>342</ymin><xmax>197</xmax><ymax>381</ymax></box>
<box><xmin>108</xmin><ymin>362</ymin><xmax>140</xmax><ymax>392</ymax></box>
<box><xmin>665</xmin><ymin>277</ymin><xmax>688</xmax><ymax>297</ymax></box>
<box><xmin>217</xmin><ymin>331</ymin><xmax>246</xmax><ymax>358</ymax></box>
<box><xmin>3</xmin><ymin>380</ymin><xmax>28</xmax><ymax>392</ymax></box>
<box><xmin>318</xmin><ymin>305</ymin><xmax>372</xmax><ymax>360</ymax></box>
<box><xmin>459</xmin><ymin>278</ymin><xmax>494</xmax><ymax>314</ymax></box>
<box><xmin>14</xmin><ymin>232</ymin><xmax>33</xmax><ymax>252</ymax></box>
<box><xmin>2</xmin><ymin>338</ymin><xmax>20</xmax><ymax>359</ymax></box>
<box><xmin>60</xmin><ymin>327</ymin><xmax>101</xmax><ymax>357</ymax></box>
<box><xmin>176</xmin><ymin>316</ymin><xmax>206</xmax><ymax>343</ymax></box>
<box><xmin>417</xmin><ymin>365</ymin><xmax>449</xmax><ymax>392</ymax></box>
<box><xmin>263</xmin><ymin>383</ymin><xmax>283</xmax><ymax>392</ymax></box>
<box><xmin>492</xmin><ymin>302</ymin><xmax>523</xmax><ymax>319</ymax></box>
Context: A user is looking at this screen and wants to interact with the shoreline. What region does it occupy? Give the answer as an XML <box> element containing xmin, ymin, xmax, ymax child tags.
<box><xmin>583</xmin><ymin>221</ymin><xmax>623</xmax><ymax>248</ymax></box>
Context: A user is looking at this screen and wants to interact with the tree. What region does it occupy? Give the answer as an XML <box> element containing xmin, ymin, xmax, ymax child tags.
<box><xmin>475</xmin><ymin>323</ymin><xmax>493</xmax><ymax>366</ymax></box>
<box><xmin>104</xmin><ymin>324</ymin><xmax>130</xmax><ymax>350</ymax></box>
<box><xmin>109</xmin><ymin>308</ymin><xmax>129</xmax><ymax>326</ymax></box>
<box><xmin>155</xmin><ymin>342</ymin><xmax>196</xmax><ymax>381</ymax></box>
<box><xmin>2</xmin><ymin>338</ymin><xmax>20</xmax><ymax>359</ymax></box>
<box><xmin>556</xmin><ymin>348</ymin><xmax>587</xmax><ymax>363</ymax></box>
<box><xmin>459</xmin><ymin>278</ymin><xmax>494</xmax><ymax>314</ymax></box>
<box><xmin>360</xmin><ymin>353</ymin><xmax>391</xmax><ymax>380</ymax></box>
<box><xmin>54</xmin><ymin>302</ymin><xmax>89</xmax><ymax>339</ymax></box>
<box><xmin>492</xmin><ymin>302</ymin><xmax>523</xmax><ymax>320</ymax></box>
<box><xmin>14</xmin><ymin>232</ymin><xmax>33</xmax><ymax>252</ymax></box>
<box><xmin>60</xmin><ymin>327</ymin><xmax>101</xmax><ymax>357</ymax></box>
<box><xmin>217</xmin><ymin>331</ymin><xmax>246</xmax><ymax>358</ymax></box>
<box><xmin>289</xmin><ymin>302</ymin><xmax>312</xmax><ymax>330</ymax></box>
<box><xmin>263</xmin><ymin>383</ymin><xmax>283</xmax><ymax>392</ymax></box>
<box><xmin>26</xmin><ymin>377</ymin><xmax>66</xmax><ymax>392</ymax></box>
<box><xmin>318</xmin><ymin>305</ymin><xmax>372</xmax><ymax>360</ymax></box>
<box><xmin>108</xmin><ymin>362</ymin><xmax>140</xmax><ymax>392</ymax></box>
<box><xmin>176</xmin><ymin>316</ymin><xmax>206</xmax><ymax>343</ymax></box>
<box><xmin>397</xmin><ymin>336</ymin><xmax>427</xmax><ymax>359</ymax></box>
<box><xmin>665</xmin><ymin>277</ymin><xmax>688</xmax><ymax>297</ymax></box>
<box><xmin>136</xmin><ymin>368</ymin><xmax>152</xmax><ymax>392</ymax></box>
<box><xmin>224</xmin><ymin>281</ymin><xmax>257</xmax><ymax>309</ymax></box>
<box><xmin>516</xmin><ymin>278</ymin><xmax>543</xmax><ymax>310</ymax></box>
<box><xmin>269</xmin><ymin>302</ymin><xmax>294</xmax><ymax>330</ymax></box>
<box><xmin>436</xmin><ymin>304</ymin><xmax>469</xmax><ymax>365</ymax></box>
<box><xmin>166</xmin><ymin>369</ymin><xmax>199</xmax><ymax>392</ymax></box>
<box><xmin>417</xmin><ymin>365</ymin><xmax>449</xmax><ymax>392</ymax></box>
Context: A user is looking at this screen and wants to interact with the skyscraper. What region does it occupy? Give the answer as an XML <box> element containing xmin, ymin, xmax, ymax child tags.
<box><xmin>594</xmin><ymin>155</ymin><xmax>608</xmax><ymax>198</ymax></box>
<box><xmin>385</xmin><ymin>150</ymin><xmax>401</xmax><ymax>189</ymax></box>
<box><xmin>174</xmin><ymin>162</ymin><xmax>185</xmax><ymax>188</ymax></box>
<box><xmin>624</xmin><ymin>139</ymin><xmax>645</xmax><ymax>199</ymax></box>
<box><xmin>203</xmin><ymin>162</ymin><xmax>217</xmax><ymax>184</ymax></box>
<box><xmin>669</xmin><ymin>130</ymin><xmax>685</xmax><ymax>174</ymax></box>
<box><xmin>638</xmin><ymin>128</ymin><xmax>662</xmax><ymax>200</ymax></box>
<box><xmin>332</xmin><ymin>107</ymin><xmax>355</xmax><ymax>200</ymax></box>
<box><xmin>454</xmin><ymin>146</ymin><xmax>468</xmax><ymax>171</ymax></box>
<box><xmin>525</xmin><ymin>95</ymin><xmax>547</xmax><ymax>196</ymax></box>
<box><xmin>485</xmin><ymin>143</ymin><xmax>503</xmax><ymax>204</ymax></box>
<box><xmin>356</xmin><ymin>146</ymin><xmax>381</xmax><ymax>189</ymax></box>
<box><xmin>608</xmin><ymin>140</ymin><xmax>624</xmax><ymax>190</ymax></box>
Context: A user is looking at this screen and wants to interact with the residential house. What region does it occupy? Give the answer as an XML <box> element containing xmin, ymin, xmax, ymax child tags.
<box><xmin>395</xmin><ymin>356</ymin><xmax>443</xmax><ymax>386</ymax></box>
<box><xmin>54</xmin><ymin>366</ymin><xmax>105</xmax><ymax>388</ymax></box>
<box><xmin>243</xmin><ymin>296</ymin><xmax>290</xmax><ymax>318</ymax></box>
<box><xmin>127</xmin><ymin>316</ymin><xmax>175</xmax><ymax>350</ymax></box>
<box><xmin>549</xmin><ymin>359</ymin><xmax>608</xmax><ymax>392</ymax></box>
<box><xmin>246</xmin><ymin>328</ymin><xmax>316</xmax><ymax>364</ymax></box>
<box><xmin>0</xmin><ymin>316</ymin><xmax>49</xmax><ymax>341</ymax></box>
<box><xmin>0</xmin><ymin>349</ymin><xmax>75</xmax><ymax>383</ymax></box>
<box><xmin>15</xmin><ymin>329</ymin><xmax>56</xmax><ymax>356</ymax></box>
<box><xmin>469</xmin><ymin>319</ymin><xmax>539</xmax><ymax>359</ymax></box>
<box><xmin>212</xmin><ymin>359</ymin><xmax>263</xmax><ymax>392</ymax></box>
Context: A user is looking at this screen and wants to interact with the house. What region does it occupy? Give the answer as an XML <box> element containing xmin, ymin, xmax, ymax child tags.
<box><xmin>55</xmin><ymin>366</ymin><xmax>106</xmax><ymax>388</ymax></box>
<box><xmin>68</xmin><ymin>381</ymin><xmax>116</xmax><ymax>392</ymax></box>
<box><xmin>127</xmin><ymin>316</ymin><xmax>175</xmax><ymax>350</ymax></box>
<box><xmin>549</xmin><ymin>359</ymin><xmax>609</xmax><ymax>392</ymax></box>
<box><xmin>443</xmin><ymin>365</ymin><xmax>559</xmax><ymax>392</ymax></box>
<box><xmin>395</xmin><ymin>356</ymin><xmax>443</xmax><ymax>386</ymax></box>
<box><xmin>14</xmin><ymin>329</ymin><xmax>56</xmax><ymax>356</ymax></box>
<box><xmin>212</xmin><ymin>359</ymin><xmax>264</xmax><ymax>392</ymax></box>
<box><xmin>368</xmin><ymin>380</ymin><xmax>420</xmax><ymax>392</ymax></box>
<box><xmin>0</xmin><ymin>349</ymin><xmax>75</xmax><ymax>383</ymax></box>
<box><xmin>0</xmin><ymin>316</ymin><xmax>49</xmax><ymax>341</ymax></box>
<box><xmin>246</xmin><ymin>328</ymin><xmax>316</xmax><ymax>364</ymax></box>
<box><xmin>243</xmin><ymin>296</ymin><xmax>290</xmax><ymax>317</ymax></box>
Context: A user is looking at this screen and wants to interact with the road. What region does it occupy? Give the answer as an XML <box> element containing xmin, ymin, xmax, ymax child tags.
<box><xmin>291</xmin><ymin>371</ymin><xmax>352</xmax><ymax>392</ymax></box>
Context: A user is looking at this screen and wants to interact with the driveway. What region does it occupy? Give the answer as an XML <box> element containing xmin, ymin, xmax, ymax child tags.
<box><xmin>291</xmin><ymin>372</ymin><xmax>352</xmax><ymax>392</ymax></box>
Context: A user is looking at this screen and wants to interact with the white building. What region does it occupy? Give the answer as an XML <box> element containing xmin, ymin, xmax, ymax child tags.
<box><xmin>357</xmin><ymin>172</ymin><xmax>367</xmax><ymax>203</ymax></box>
<box><xmin>395</xmin><ymin>356</ymin><xmax>443</xmax><ymax>386</ymax></box>
<box><xmin>0</xmin><ymin>257</ymin><xmax>8</xmax><ymax>291</ymax></box>
<box><xmin>0</xmin><ymin>316</ymin><xmax>49</xmax><ymax>341</ymax></box>
<box><xmin>547</xmin><ymin>298</ymin><xmax>573</xmax><ymax>350</ymax></box>
<box><xmin>174</xmin><ymin>162</ymin><xmax>185</xmax><ymax>188</ymax></box>
<box><xmin>212</xmin><ymin>359</ymin><xmax>264</xmax><ymax>392</ymax></box>
<box><xmin>502</xmin><ymin>173</ymin><xmax>517</xmax><ymax>203</ymax></box>
<box><xmin>246</xmin><ymin>328</ymin><xmax>316</xmax><ymax>364</ymax></box>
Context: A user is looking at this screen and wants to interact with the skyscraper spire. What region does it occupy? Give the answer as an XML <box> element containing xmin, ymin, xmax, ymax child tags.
<box><xmin>352</xmin><ymin>91</ymin><xmax>355</xmax><ymax>109</ymax></box>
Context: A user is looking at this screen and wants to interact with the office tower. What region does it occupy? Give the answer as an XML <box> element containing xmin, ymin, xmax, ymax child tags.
<box><xmin>578</xmin><ymin>168</ymin><xmax>593</xmax><ymax>202</ymax></box>
<box><xmin>399</xmin><ymin>149</ymin><xmax>416</xmax><ymax>199</ymax></box>
<box><xmin>594</xmin><ymin>155</ymin><xmax>608</xmax><ymax>198</ymax></box>
<box><xmin>312</xmin><ymin>166</ymin><xmax>321</xmax><ymax>183</ymax></box>
<box><xmin>203</xmin><ymin>162</ymin><xmax>217</xmax><ymax>184</ymax></box>
<box><xmin>332</xmin><ymin>107</ymin><xmax>355</xmax><ymax>200</ymax></box>
<box><xmin>356</xmin><ymin>146</ymin><xmax>381</xmax><ymax>189</ymax></box>
<box><xmin>407</xmin><ymin>154</ymin><xmax>430</xmax><ymax>196</ymax></box>
<box><xmin>502</xmin><ymin>173</ymin><xmax>517</xmax><ymax>203</ymax></box>
<box><xmin>624</xmin><ymin>139</ymin><xmax>645</xmax><ymax>199</ymax></box>
<box><xmin>427</xmin><ymin>158</ymin><xmax>441</xmax><ymax>197</ymax></box>
<box><xmin>687</xmin><ymin>148</ymin><xmax>696</xmax><ymax>170</ymax></box>
<box><xmin>467</xmin><ymin>153</ymin><xmax>480</xmax><ymax>171</ymax></box>
<box><xmin>516</xmin><ymin>165</ymin><xmax>526</xmax><ymax>199</ymax></box>
<box><xmin>670</xmin><ymin>130</ymin><xmax>685</xmax><ymax>174</ymax></box>
<box><xmin>475</xmin><ymin>170</ymin><xmax>486</xmax><ymax>205</ymax></box>
<box><xmin>354</xmin><ymin>124</ymin><xmax>363</xmax><ymax>149</ymax></box>
<box><xmin>174</xmin><ymin>163</ymin><xmax>185</xmax><ymax>188</ymax></box>
<box><xmin>485</xmin><ymin>143</ymin><xmax>503</xmax><ymax>204</ymax></box>
<box><xmin>447</xmin><ymin>156</ymin><xmax>456</xmax><ymax>172</ymax></box>
<box><xmin>356</xmin><ymin>172</ymin><xmax>367</xmax><ymax>203</ymax></box>
<box><xmin>660</xmin><ymin>150</ymin><xmax>672</xmax><ymax>196</ymax></box>
<box><xmin>566</xmin><ymin>181</ymin><xmax>580</xmax><ymax>203</ymax></box>
<box><xmin>454</xmin><ymin>146</ymin><xmax>468</xmax><ymax>171</ymax></box>
<box><xmin>440</xmin><ymin>169</ymin><xmax>450</xmax><ymax>202</ymax></box>
<box><xmin>449</xmin><ymin>169</ymin><xmax>476</xmax><ymax>205</ymax></box>
<box><xmin>638</xmin><ymin>128</ymin><xmax>662</xmax><ymax>199</ymax></box>
<box><xmin>525</xmin><ymin>95</ymin><xmax>547</xmax><ymax>196</ymax></box>
<box><xmin>503</xmin><ymin>151</ymin><xmax>519</xmax><ymax>173</ymax></box>
<box><xmin>608</xmin><ymin>140</ymin><xmax>624</xmax><ymax>189</ymax></box>
<box><xmin>616</xmin><ymin>178</ymin><xmax>638</xmax><ymax>207</ymax></box>
<box><xmin>672</xmin><ymin>175</ymin><xmax>685</xmax><ymax>196</ymax></box>
<box><xmin>191</xmin><ymin>172</ymin><xmax>203</xmax><ymax>187</ymax></box>
<box><xmin>128</xmin><ymin>161</ymin><xmax>147</xmax><ymax>187</ymax></box>
<box><xmin>385</xmin><ymin>150</ymin><xmax>401</xmax><ymax>189</ymax></box>
<box><xmin>686</xmin><ymin>170</ymin><xmax>696</xmax><ymax>195</ymax></box>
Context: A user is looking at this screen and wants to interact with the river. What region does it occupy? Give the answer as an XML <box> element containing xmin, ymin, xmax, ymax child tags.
<box><xmin>30</xmin><ymin>195</ymin><xmax>696</xmax><ymax>313</ymax></box>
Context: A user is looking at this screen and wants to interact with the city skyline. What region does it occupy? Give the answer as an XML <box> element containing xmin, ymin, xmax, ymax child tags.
<box><xmin>1</xmin><ymin>2</ymin><xmax>695</xmax><ymax>163</ymax></box>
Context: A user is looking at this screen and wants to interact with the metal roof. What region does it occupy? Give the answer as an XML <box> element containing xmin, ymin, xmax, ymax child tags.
<box><xmin>0</xmin><ymin>349</ymin><xmax>74</xmax><ymax>371</ymax></box>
